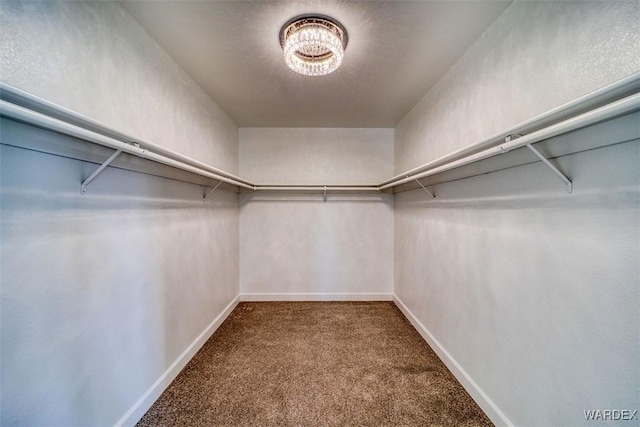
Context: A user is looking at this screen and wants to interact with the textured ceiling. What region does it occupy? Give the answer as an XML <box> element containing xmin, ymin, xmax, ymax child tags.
<box><xmin>120</xmin><ymin>1</ymin><xmax>511</xmax><ymax>128</ymax></box>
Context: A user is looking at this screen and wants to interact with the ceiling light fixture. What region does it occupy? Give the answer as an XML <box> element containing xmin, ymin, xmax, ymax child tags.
<box><xmin>279</xmin><ymin>14</ymin><xmax>348</xmax><ymax>77</ymax></box>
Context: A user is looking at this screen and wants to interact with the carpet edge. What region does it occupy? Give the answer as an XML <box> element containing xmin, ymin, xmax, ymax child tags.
<box><xmin>393</xmin><ymin>295</ymin><xmax>514</xmax><ymax>427</ymax></box>
<box><xmin>114</xmin><ymin>294</ymin><xmax>241</xmax><ymax>427</ymax></box>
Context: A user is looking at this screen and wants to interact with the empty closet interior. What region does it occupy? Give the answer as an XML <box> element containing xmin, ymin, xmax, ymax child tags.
<box><xmin>1</xmin><ymin>1</ymin><xmax>638</xmax><ymax>426</ymax></box>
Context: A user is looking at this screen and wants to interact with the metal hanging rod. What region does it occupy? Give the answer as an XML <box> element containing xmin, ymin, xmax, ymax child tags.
<box><xmin>0</xmin><ymin>82</ymin><xmax>381</xmax><ymax>195</ymax></box>
<box><xmin>380</xmin><ymin>92</ymin><xmax>640</xmax><ymax>191</ymax></box>
<box><xmin>1</xmin><ymin>73</ymin><xmax>638</xmax><ymax>197</ymax></box>
<box><xmin>380</xmin><ymin>72</ymin><xmax>640</xmax><ymax>189</ymax></box>
<box><xmin>255</xmin><ymin>186</ymin><xmax>380</xmax><ymax>191</ymax></box>
<box><xmin>0</xmin><ymin>100</ymin><xmax>256</xmax><ymax>191</ymax></box>
<box><xmin>0</xmin><ymin>82</ymin><xmax>254</xmax><ymax>188</ymax></box>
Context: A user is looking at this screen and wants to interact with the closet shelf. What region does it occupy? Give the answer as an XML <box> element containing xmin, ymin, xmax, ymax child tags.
<box><xmin>0</xmin><ymin>82</ymin><xmax>255</xmax><ymax>193</ymax></box>
<box><xmin>383</xmin><ymin>72</ymin><xmax>640</xmax><ymax>194</ymax></box>
<box><xmin>1</xmin><ymin>73</ymin><xmax>638</xmax><ymax>197</ymax></box>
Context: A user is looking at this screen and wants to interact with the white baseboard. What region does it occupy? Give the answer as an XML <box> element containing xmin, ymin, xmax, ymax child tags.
<box><xmin>115</xmin><ymin>295</ymin><xmax>240</xmax><ymax>427</ymax></box>
<box><xmin>393</xmin><ymin>295</ymin><xmax>513</xmax><ymax>427</ymax></box>
<box><xmin>240</xmin><ymin>292</ymin><xmax>393</xmax><ymax>302</ymax></box>
<box><xmin>115</xmin><ymin>293</ymin><xmax>509</xmax><ymax>426</ymax></box>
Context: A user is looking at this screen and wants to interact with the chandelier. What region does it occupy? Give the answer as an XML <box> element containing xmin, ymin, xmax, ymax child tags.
<box><xmin>279</xmin><ymin>14</ymin><xmax>348</xmax><ymax>77</ymax></box>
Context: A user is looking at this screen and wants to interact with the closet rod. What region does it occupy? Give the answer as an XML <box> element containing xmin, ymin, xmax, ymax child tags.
<box><xmin>255</xmin><ymin>186</ymin><xmax>379</xmax><ymax>191</ymax></box>
<box><xmin>380</xmin><ymin>92</ymin><xmax>640</xmax><ymax>191</ymax></box>
<box><xmin>0</xmin><ymin>100</ymin><xmax>256</xmax><ymax>191</ymax></box>
<box><xmin>0</xmin><ymin>82</ymin><xmax>254</xmax><ymax>188</ymax></box>
<box><xmin>2</xmin><ymin>74</ymin><xmax>637</xmax><ymax>194</ymax></box>
<box><xmin>380</xmin><ymin>72</ymin><xmax>640</xmax><ymax>188</ymax></box>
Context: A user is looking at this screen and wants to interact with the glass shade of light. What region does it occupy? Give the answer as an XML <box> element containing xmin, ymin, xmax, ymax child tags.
<box><xmin>283</xmin><ymin>22</ymin><xmax>344</xmax><ymax>76</ymax></box>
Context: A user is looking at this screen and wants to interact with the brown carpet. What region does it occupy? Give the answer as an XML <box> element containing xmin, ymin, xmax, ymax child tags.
<box><xmin>137</xmin><ymin>302</ymin><xmax>492</xmax><ymax>426</ymax></box>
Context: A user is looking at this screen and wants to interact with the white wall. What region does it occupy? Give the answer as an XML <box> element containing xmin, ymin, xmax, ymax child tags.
<box><xmin>395</xmin><ymin>0</ymin><xmax>640</xmax><ymax>174</ymax></box>
<box><xmin>239</xmin><ymin>128</ymin><xmax>394</xmax><ymax>299</ymax></box>
<box><xmin>394</xmin><ymin>1</ymin><xmax>640</xmax><ymax>426</ymax></box>
<box><xmin>0</xmin><ymin>2</ymin><xmax>239</xmax><ymax>426</ymax></box>
<box><xmin>2</xmin><ymin>1</ymin><xmax>638</xmax><ymax>426</ymax></box>
<box><xmin>1</xmin><ymin>138</ymin><xmax>239</xmax><ymax>426</ymax></box>
<box><xmin>0</xmin><ymin>0</ymin><xmax>238</xmax><ymax>173</ymax></box>
<box><xmin>240</xmin><ymin>128</ymin><xmax>391</xmax><ymax>185</ymax></box>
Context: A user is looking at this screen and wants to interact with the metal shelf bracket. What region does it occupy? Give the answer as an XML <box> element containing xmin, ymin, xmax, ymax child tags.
<box><xmin>415</xmin><ymin>178</ymin><xmax>435</xmax><ymax>200</ymax></box>
<box><xmin>81</xmin><ymin>149</ymin><xmax>122</xmax><ymax>194</ymax></box>
<box><xmin>203</xmin><ymin>180</ymin><xmax>222</xmax><ymax>204</ymax></box>
<box><xmin>504</xmin><ymin>135</ymin><xmax>573</xmax><ymax>193</ymax></box>
<box><xmin>525</xmin><ymin>143</ymin><xmax>573</xmax><ymax>193</ymax></box>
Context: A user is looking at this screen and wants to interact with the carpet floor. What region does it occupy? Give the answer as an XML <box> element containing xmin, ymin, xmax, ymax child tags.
<box><xmin>137</xmin><ymin>301</ymin><xmax>493</xmax><ymax>426</ymax></box>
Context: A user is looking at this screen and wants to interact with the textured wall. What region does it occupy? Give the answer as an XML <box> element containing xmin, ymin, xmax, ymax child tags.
<box><xmin>394</xmin><ymin>1</ymin><xmax>640</xmax><ymax>425</ymax></box>
<box><xmin>240</xmin><ymin>193</ymin><xmax>394</xmax><ymax>297</ymax></box>
<box><xmin>395</xmin><ymin>135</ymin><xmax>639</xmax><ymax>426</ymax></box>
<box><xmin>0</xmin><ymin>138</ymin><xmax>239</xmax><ymax>426</ymax></box>
<box><xmin>0</xmin><ymin>1</ymin><xmax>238</xmax><ymax>173</ymax></box>
<box><xmin>239</xmin><ymin>128</ymin><xmax>394</xmax><ymax>297</ymax></box>
<box><xmin>240</xmin><ymin>128</ymin><xmax>393</xmax><ymax>184</ymax></box>
<box><xmin>395</xmin><ymin>0</ymin><xmax>640</xmax><ymax>174</ymax></box>
<box><xmin>0</xmin><ymin>2</ymin><xmax>240</xmax><ymax>425</ymax></box>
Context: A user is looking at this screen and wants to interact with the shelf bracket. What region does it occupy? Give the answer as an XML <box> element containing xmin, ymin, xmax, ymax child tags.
<box><xmin>504</xmin><ymin>135</ymin><xmax>573</xmax><ymax>193</ymax></box>
<box><xmin>203</xmin><ymin>180</ymin><xmax>223</xmax><ymax>204</ymax></box>
<box><xmin>81</xmin><ymin>149</ymin><xmax>122</xmax><ymax>194</ymax></box>
<box><xmin>525</xmin><ymin>143</ymin><xmax>573</xmax><ymax>193</ymax></box>
<box><xmin>415</xmin><ymin>178</ymin><xmax>435</xmax><ymax>199</ymax></box>
<box><xmin>323</xmin><ymin>186</ymin><xmax>327</xmax><ymax>203</ymax></box>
